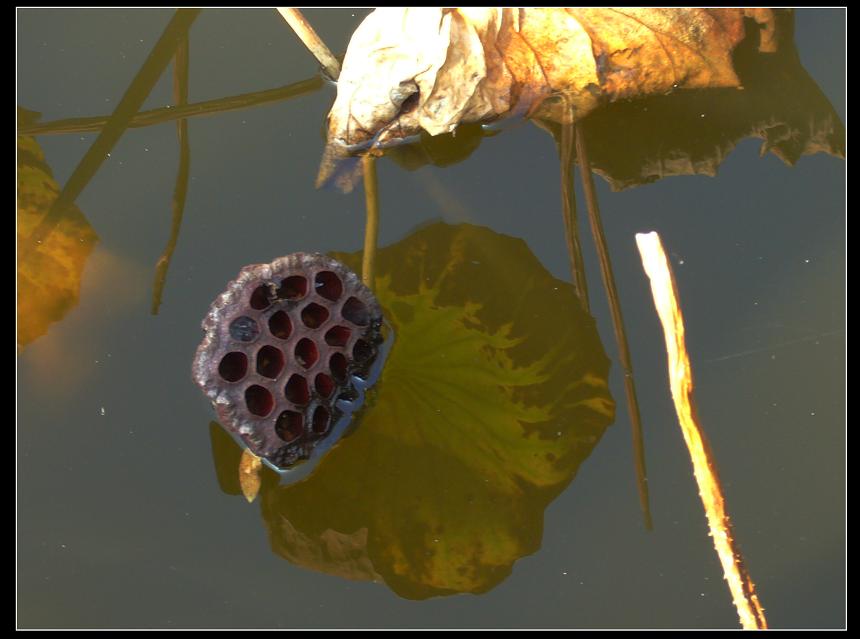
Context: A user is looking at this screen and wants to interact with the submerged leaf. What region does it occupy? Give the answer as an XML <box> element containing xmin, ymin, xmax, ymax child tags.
<box><xmin>17</xmin><ymin>107</ymin><xmax>99</xmax><ymax>349</ymax></box>
<box><xmin>215</xmin><ymin>222</ymin><xmax>616</xmax><ymax>599</ymax></box>
<box><xmin>209</xmin><ymin>422</ymin><xmax>244</xmax><ymax>496</ymax></box>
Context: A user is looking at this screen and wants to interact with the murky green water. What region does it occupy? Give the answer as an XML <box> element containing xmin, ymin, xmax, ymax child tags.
<box><xmin>17</xmin><ymin>9</ymin><xmax>845</xmax><ymax>629</ymax></box>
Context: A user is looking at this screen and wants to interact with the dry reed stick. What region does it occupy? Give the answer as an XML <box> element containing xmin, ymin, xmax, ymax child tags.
<box><xmin>636</xmin><ymin>231</ymin><xmax>767</xmax><ymax>629</ymax></box>
<box><xmin>277</xmin><ymin>8</ymin><xmax>341</xmax><ymax>80</ymax></box>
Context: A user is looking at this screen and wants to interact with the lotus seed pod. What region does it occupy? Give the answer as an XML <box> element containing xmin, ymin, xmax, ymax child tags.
<box><xmin>193</xmin><ymin>254</ymin><xmax>383</xmax><ymax>470</ymax></box>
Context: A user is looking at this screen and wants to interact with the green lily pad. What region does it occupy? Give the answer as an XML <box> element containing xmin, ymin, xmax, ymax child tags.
<box><xmin>212</xmin><ymin>222</ymin><xmax>614</xmax><ymax>598</ymax></box>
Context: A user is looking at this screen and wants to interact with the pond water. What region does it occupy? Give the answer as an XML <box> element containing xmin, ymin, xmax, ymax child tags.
<box><xmin>17</xmin><ymin>9</ymin><xmax>845</xmax><ymax>629</ymax></box>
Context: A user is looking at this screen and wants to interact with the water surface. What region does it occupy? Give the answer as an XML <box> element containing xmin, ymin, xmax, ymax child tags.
<box><xmin>17</xmin><ymin>8</ymin><xmax>845</xmax><ymax>629</ymax></box>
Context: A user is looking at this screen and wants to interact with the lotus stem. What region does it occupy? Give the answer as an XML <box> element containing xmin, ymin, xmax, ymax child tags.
<box><xmin>361</xmin><ymin>155</ymin><xmax>379</xmax><ymax>290</ymax></box>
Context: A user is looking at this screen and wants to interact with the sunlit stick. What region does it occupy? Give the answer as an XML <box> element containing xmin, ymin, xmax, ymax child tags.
<box><xmin>635</xmin><ymin>231</ymin><xmax>767</xmax><ymax>630</ymax></box>
<box><xmin>277</xmin><ymin>8</ymin><xmax>341</xmax><ymax>81</ymax></box>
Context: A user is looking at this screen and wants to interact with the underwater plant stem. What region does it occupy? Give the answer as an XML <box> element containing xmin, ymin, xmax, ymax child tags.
<box><xmin>635</xmin><ymin>232</ymin><xmax>767</xmax><ymax>629</ymax></box>
<box><xmin>21</xmin><ymin>9</ymin><xmax>201</xmax><ymax>259</ymax></box>
<box><xmin>361</xmin><ymin>156</ymin><xmax>380</xmax><ymax>290</ymax></box>
<box><xmin>277</xmin><ymin>8</ymin><xmax>341</xmax><ymax>81</ymax></box>
<box><xmin>152</xmin><ymin>34</ymin><xmax>191</xmax><ymax>315</ymax></box>
<box><xmin>575</xmin><ymin>123</ymin><xmax>653</xmax><ymax>531</ymax></box>
<box><xmin>559</xmin><ymin>108</ymin><xmax>591</xmax><ymax>310</ymax></box>
<box><xmin>18</xmin><ymin>76</ymin><xmax>324</xmax><ymax>137</ymax></box>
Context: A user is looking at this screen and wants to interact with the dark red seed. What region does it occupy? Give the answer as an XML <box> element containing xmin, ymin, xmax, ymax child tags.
<box><xmin>301</xmin><ymin>303</ymin><xmax>329</xmax><ymax>329</ymax></box>
<box><xmin>285</xmin><ymin>374</ymin><xmax>310</xmax><ymax>405</ymax></box>
<box><xmin>275</xmin><ymin>410</ymin><xmax>304</xmax><ymax>442</ymax></box>
<box><xmin>245</xmin><ymin>385</ymin><xmax>274</xmax><ymax>417</ymax></box>
<box><xmin>295</xmin><ymin>338</ymin><xmax>319</xmax><ymax>369</ymax></box>
<box><xmin>256</xmin><ymin>345</ymin><xmax>284</xmax><ymax>379</ymax></box>
<box><xmin>314</xmin><ymin>271</ymin><xmax>343</xmax><ymax>301</ymax></box>
<box><xmin>315</xmin><ymin>373</ymin><xmax>335</xmax><ymax>398</ymax></box>
<box><xmin>218</xmin><ymin>352</ymin><xmax>247</xmax><ymax>382</ymax></box>
<box><xmin>277</xmin><ymin>276</ymin><xmax>307</xmax><ymax>300</ymax></box>
<box><xmin>312</xmin><ymin>406</ymin><xmax>330</xmax><ymax>434</ymax></box>
<box><xmin>353</xmin><ymin>339</ymin><xmax>372</xmax><ymax>362</ymax></box>
<box><xmin>330</xmin><ymin>352</ymin><xmax>348</xmax><ymax>381</ymax></box>
<box><xmin>249</xmin><ymin>285</ymin><xmax>271</xmax><ymax>310</ymax></box>
<box><xmin>268</xmin><ymin>311</ymin><xmax>292</xmax><ymax>339</ymax></box>
<box><xmin>324</xmin><ymin>325</ymin><xmax>351</xmax><ymax>347</ymax></box>
<box><xmin>341</xmin><ymin>296</ymin><xmax>369</xmax><ymax>326</ymax></box>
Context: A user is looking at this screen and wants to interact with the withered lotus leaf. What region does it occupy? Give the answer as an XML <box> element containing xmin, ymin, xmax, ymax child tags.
<box><xmin>324</xmin><ymin>9</ymin><xmax>843</xmax><ymax>194</ymax></box>
<box><xmin>319</xmin><ymin>8</ymin><xmax>781</xmax><ymax>189</ymax></box>
<box><xmin>209</xmin><ymin>223</ymin><xmax>615</xmax><ymax>598</ymax></box>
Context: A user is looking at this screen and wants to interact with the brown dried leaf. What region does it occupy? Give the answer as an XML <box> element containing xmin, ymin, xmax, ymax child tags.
<box><xmin>319</xmin><ymin>8</ymin><xmax>778</xmax><ymax>188</ymax></box>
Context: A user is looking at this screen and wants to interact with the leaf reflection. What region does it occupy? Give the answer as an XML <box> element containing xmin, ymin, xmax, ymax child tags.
<box><xmin>210</xmin><ymin>222</ymin><xmax>615</xmax><ymax>598</ymax></box>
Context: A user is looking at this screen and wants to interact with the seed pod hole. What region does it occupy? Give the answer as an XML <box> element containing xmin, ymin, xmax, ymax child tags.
<box><xmin>275</xmin><ymin>410</ymin><xmax>304</xmax><ymax>442</ymax></box>
<box><xmin>218</xmin><ymin>351</ymin><xmax>247</xmax><ymax>382</ymax></box>
<box><xmin>245</xmin><ymin>385</ymin><xmax>274</xmax><ymax>417</ymax></box>
<box><xmin>301</xmin><ymin>303</ymin><xmax>329</xmax><ymax>329</ymax></box>
<box><xmin>229</xmin><ymin>316</ymin><xmax>259</xmax><ymax>343</ymax></box>
<box><xmin>249</xmin><ymin>285</ymin><xmax>272</xmax><ymax>310</ymax></box>
<box><xmin>315</xmin><ymin>373</ymin><xmax>335</xmax><ymax>398</ymax></box>
<box><xmin>314</xmin><ymin>271</ymin><xmax>343</xmax><ymax>301</ymax></box>
<box><xmin>312</xmin><ymin>406</ymin><xmax>331</xmax><ymax>434</ymax></box>
<box><xmin>353</xmin><ymin>338</ymin><xmax>373</xmax><ymax>362</ymax></box>
<box><xmin>277</xmin><ymin>276</ymin><xmax>307</xmax><ymax>300</ymax></box>
<box><xmin>256</xmin><ymin>345</ymin><xmax>284</xmax><ymax>379</ymax></box>
<box><xmin>295</xmin><ymin>338</ymin><xmax>319</xmax><ymax>369</ymax></box>
<box><xmin>324</xmin><ymin>325</ymin><xmax>351</xmax><ymax>347</ymax></box>
<box><xmin>285</xmin><ymin>374</ymin><xmax>310</xmax><ymax>406</ymax></box>
<box><xmin>330</xmin><ymin>352</ymin><xmax>348</xmax><ymax>381</ymax></box>
<box><xmin>341</xmin><ymin>296</ymin><xmax>369</xmax><ymax>326</ymax></box>
<box><xmin>268</xmin><ymin>311</ymin><xmax>292</xmax><ymax>339</ymax></box>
